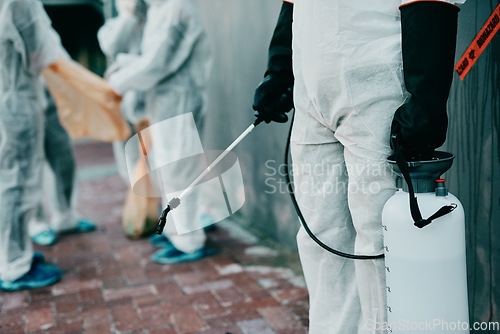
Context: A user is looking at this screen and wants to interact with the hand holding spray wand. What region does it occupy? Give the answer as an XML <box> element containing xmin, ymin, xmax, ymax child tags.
<box><xmin>156</xmin><ymin>118</ymin><xmax>263</xmax><ymax>234</ymax></box>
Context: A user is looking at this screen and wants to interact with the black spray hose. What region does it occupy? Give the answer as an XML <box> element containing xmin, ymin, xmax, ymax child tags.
<box><xmin>284</xmin><ymin>112</ymin><xmax>384</xmax><ymax>260</ymax></box>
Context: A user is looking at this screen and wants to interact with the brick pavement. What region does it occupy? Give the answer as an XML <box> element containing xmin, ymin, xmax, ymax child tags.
<box><xmin>0</xmin><ymin>141</ymin><xmax>310</xmax><ymax>334</ymax></box>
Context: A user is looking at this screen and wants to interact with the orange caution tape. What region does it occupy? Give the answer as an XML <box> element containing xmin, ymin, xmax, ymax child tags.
<box><xmin>455</xmin><ymin>3</ymin><xmax>500</xmax><ymax>80</ymax></box>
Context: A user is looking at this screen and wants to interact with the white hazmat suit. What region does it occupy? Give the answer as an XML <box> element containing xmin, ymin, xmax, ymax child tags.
<box><xmin>0</xmin><ymin>0</ymin><xmax>65</xmax><ymax>281</ymax></box>
<box><xmin>108</xmin><ymin>0</ymin><xmax>212</xmax><ymax>254</ymax></box>
<box><xmin>288</xmin><ymin>0</ymin><xmax>465</xmax><ymax>333</ymax></box>
<box><xmin>98</xmin><ymin>0</ymin><xmax>147</xmax><ymax>183</ymax></box>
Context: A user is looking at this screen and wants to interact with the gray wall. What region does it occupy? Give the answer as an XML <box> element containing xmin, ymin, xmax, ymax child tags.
<box><xmin>194</xmin><ymin>0</ymin><xmax>299</xmax><ymax>248</ymax></box>
<box><xmin>447</xmin><ymin>0</ymin><xmax>500</xmax><ymax>328</ymax></box>
<box><xmin>195</xmin><ymin>0</ymin><xmax>499</xmax><ymax>328</ymax></box>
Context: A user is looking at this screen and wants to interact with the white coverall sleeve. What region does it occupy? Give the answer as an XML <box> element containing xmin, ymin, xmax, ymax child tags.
<box><xmin>12</xmin><ymin>0</ymin><xmax>65</xmax><ymax>74</ymax></box>
<box><xmin>108</xmin><ymin>4</ymin><xmax>202</xmax><ymax>95</ymax></box>
<box><xmin>401</xmin><ymin>0</ymin><xmax>466</xmax><ymax>5</ymax></box>
<box><xmin>97</xmin><ymin>13</ymin><xmax>142</xmax><ymax>58</ymax></box>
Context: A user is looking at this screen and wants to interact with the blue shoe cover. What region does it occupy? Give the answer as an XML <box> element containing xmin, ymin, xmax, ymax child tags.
<box><xmin>33</xmin><ymin>252</ymin><xmax>45</xmax><ymax>264</ymax></box>
<box><xmin>31</xmin><ymin>230</ymin><xmax>57</xmax><ymax>246</ymax></box>
<box><xmin>0</xmin><ymin>263</ymin><xmax>62</xmax><ymax>291</ymax></box>
<box><xmin>151</xmin><ymin>246</ymin><xmax>217</xmax><ymax>264</ymax></box>
<box><xmin>58</xmin><ymin>219</ymin><xmax>96</xmax><ymax>235</ymax></box>
<box><xmin>149</xmin><ymin>234</ymin><xmax>173</xmax><ymax>248</ymax></box>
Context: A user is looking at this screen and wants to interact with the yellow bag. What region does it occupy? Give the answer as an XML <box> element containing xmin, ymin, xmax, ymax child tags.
<box><xmin>41</xmin><ymin>58</ymin><xmax>131</xmax><ymax>142</ymax></box>
<box><xmin>122</xmin><ymin>119</ymin><xmax>159</xmax><ymax>239</ymax></box>
<box><xmin>122</xmin><ymin>165</ymin><xmax>158</xmax><ymax>239</ymax></box>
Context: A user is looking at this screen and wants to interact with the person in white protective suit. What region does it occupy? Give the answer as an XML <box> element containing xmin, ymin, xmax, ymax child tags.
<box><xmin>107</xmin><ymin>0</ymin><xmax>214</xmax><ymax>264</ymax></box>
<box><xmin>253</xmin><ymin>0</ymin><xmax>465</xmax><ymax>333</ymax></box>
<box><xmin>0</xmin><ymin>0</ymin><xmax>66</xmax><ymax>290</ymax></box>
<box><xmin>28</xmin><ymin>87</ymin><xmax>97</xmax><ymax>246</ymax></box>
<box><xmin>98</xmin><ymin>0</ymin><xmax>147</xmax><ymax>184</ymax></box>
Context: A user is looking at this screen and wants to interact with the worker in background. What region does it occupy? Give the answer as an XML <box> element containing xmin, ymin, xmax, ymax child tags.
<box><xmin>98</xmin><ymin>0</ymin><xmax>148</xmax><ymax>185</ymax></box>
<box><xmin>253</xmin><ymin>0</ymin><xmax>465</xmax><ymax>332</ymax></box>
<box><xmin>106</xmin><ymin>0</ymin><xmax>214</xmax><ymax>264</ymax></box>
<box><xmin>28</xmin><ymin>87</ymin><xmax>96</xmax><ymax>246</ymax></box>
<box><xmin>0</xmin><ymin>0</ymin><xmax>67</xmax><ymax>290</ymax></box>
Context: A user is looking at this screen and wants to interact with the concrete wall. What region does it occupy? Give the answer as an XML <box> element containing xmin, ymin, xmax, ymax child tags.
<box><xmin>447</xmin><ymin>0</ymin><xmax>500</xmax><ymax>328</ymax></box>
<box><xmin>193</xmin><ymin>0</ymin><xmax>300</xmax><ymax>248</ymax></box>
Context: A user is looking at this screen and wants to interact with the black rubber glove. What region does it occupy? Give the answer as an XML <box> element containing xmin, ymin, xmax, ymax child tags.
<box><xmin>253</xmin><ymin>2</ymin><xmax>294</xmax><ymax>124</ymax></box>
<box><xmin>391</xmin><ymin>1</ymin><xmax>459</xmax><ymax>161</ymax></box>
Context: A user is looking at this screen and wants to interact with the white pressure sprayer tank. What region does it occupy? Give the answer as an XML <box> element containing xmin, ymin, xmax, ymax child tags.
<box><xmin>382</xmin><ymin>152</ymin><xmax>469</xmax><ymax>333</ymax></box>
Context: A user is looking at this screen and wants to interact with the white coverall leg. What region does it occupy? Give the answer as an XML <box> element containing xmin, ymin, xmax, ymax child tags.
<box><xmin>108</xmin><ymin>0</ymin><xmax>212</xmax><ymax>254</ymax></box>
<box><xmin>291</xmin><ymin>0</ymin><xmax>465</xmax><ymax>332</ymax></box>
<box><xmin>0</xmin><ymin>0</ymin><xmax>64</xmax><ymax>281</ymax></box>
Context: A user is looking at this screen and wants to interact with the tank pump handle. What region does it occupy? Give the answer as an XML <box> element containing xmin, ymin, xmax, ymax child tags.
<box><xmin>394</xmin><ymin>149</ymin><xmax>457</xmax><ymax>228</ymax></box>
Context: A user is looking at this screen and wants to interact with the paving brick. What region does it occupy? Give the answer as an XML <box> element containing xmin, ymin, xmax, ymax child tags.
<box><xmin>195</xmin><ymin>326</ymin><xmax>243</xmax><ymax>334</ymax></box>
<box><xmin>56</xmin><ymin>307</ymin><xmax>110</xmax><ymax>329</ymax></box>
<box><xmin>103</xmin><ymin>284</ymin><xmax>156</xmax><ymax>301</ymax></box>
<box><xmin>53</xmin><ymin>293</ymin><xmax>80</xmax><ymax>315</ymax></box>
<box><xmin>77</xmin><ymin>263</ymin><xmax>99</xmax><ymax>281</ymax></box>
<box><xmin>172</xmin><ymin>309</ymin><xmax>206</xmax><ymax>334</ymax></box>
<box><xmin>271</xmin><ymin>287</ymin><xmax>309</xmax><ymax>303</ymax></box>
<box><xmin>149</xmin><ymin>326</ymin><xmax>177</xmax><ymax>334</ymax></box>
<box><xmin>166</xmin><ymin>291</ymin><xmax>214</xmax><ymax>309</ymax></box>
<box><xmin>0</xmin><ymin>324</ymin><xmax>24</xmax><ymax>334</ymax></box>
<box><xmin>25</xmin><ymin>306</ymin><xmax>53</xmax><ymax>332</ymax></box>
<box><xmin>138</xmin><ymin>302</ymin><xmax>176</xmax><ymax>321</ymax></box>
<box><xmin>116</xmin><ymin>246</ymin><xmax>142</xmax><ymax>265</ymax></box>
<box><xmin>85</xmin><ymin>322</ymin><xmax>113</xmax><ymax>334</ymax></box>
<box><xmin>144</xmin><ymin>262</ymin><xmax>175</xmax><ymax>281</ymax></box>
<box><xmin>213</xmin><ymin>287</ymin><xmax>245</xmax><ymax>308</ymax></box>
<box><xmin>192</xmin><ymin>295</ymin><xmax>226</xmax><ymax>318</ymax></box>
<box><xmin>78</xmin><ymin>288</ymin><xmax>105</xmax><ymax>310</ymax></box>
<box><xmin>1</xmin><ymin>291</ymin><xmax>28</xmax><ymax>311</ymax></box>
<box><xmin>52</xmin><ymin>278</ymin><xmax>102</xmax><ymax>295</ymax></box>
<box><xmin>33</xmin><ymin>320</ymin><xmax>84</xmax><ymax>334</ymax></box>
<box><xmin>98</xmin><ymin>265</ymin><xmax>124</xmax><ymax>280</ymax></box>
<box><xmin>111</xmin><ymin>302</ymin><xmax>144</xmax><ymax>333</ymax></box>
<box><xmin>55</xmin><ymin>307</ymin><xmax>109</xmax><ymax>332</ymax></box>
<box><xmin>237</xmin><ymin>318</ymin><xmax>275</xmax><ymax>334</ymax></box>
<box><xmin>175</xmin><ymin>271</ymin><xmax>203</xmax><ymax>287</ymax></box>
<box><xmin>232</xmin><ymin>297</ymin><xmax>281</xmax><ymax>312</ymax></box>
<box><xmin>258</xmin><ymin>306</ymin><xmax>301</xmax><ymax>331</ymax></box>
<box><xmin>182</xmin><ymin>279</ymin><xmax>233</xmax><ymax>295</ymax></box>
<box><xmin>276</xmin><ymin>328</ymin><xmax>307</xmax><ymax>334</ymax></box>
<box><xmin>204</xmin><ymin>309</ymin><xmax>261</xmax><ymax>329</ymax></box>
<box><xmin>102</xmin><ymin>276</ymin><xmax>126</xmax><ymax>290</ymax></box>
<box><xmin>155</xmin><ymin>281</ymin><xmax>184</xmax><ymax>299</ymax></box>
<box><xmin>210</xmin><ymin>254</ymin><xmax>238</xmax><ymax>267</ymax></box>
<box><xmin>0</xmin><ymin>312</ymin><xmax>24</xmax><ymax>330</ymax></box>
<box><xmin>141</xmin><ymin>313</ymin><xmax>174</xmax><ymax>329</ymax></box>
<box><xmin>28</xmin><ymin>286</ymin><xmax>54</xmax><ymax>304</ymax></box>
<box><xmin>134</xmin><ymin>294</ymin><xmax>162</xmax><ymax>308</ymax></box>
<box><xmin>190</xmin><ymin>261</ymin><xmax>222</xmax><ymax>281</ymax></box>
<box><xmin>124</xmin><ymin>267</ymin><xmax>149</xmax><ymax>285</ymax></box>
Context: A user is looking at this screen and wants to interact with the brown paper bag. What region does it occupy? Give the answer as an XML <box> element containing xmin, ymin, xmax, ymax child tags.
<box><xmin>122</xmin><ymin>155</ymin><xmax>159</xmax><ymax>239</ymax></box>
<box><xmin>41</xmin><ymin>58</ymin><xmax>131</xmax><ymax>142</ymax></box>
<box><xmin>122</xmin><ymin>119</ymin><xmax>158</xmax><ymax>239</ymax></box>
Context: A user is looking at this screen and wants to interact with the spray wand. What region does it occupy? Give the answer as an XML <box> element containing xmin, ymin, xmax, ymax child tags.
<box><xmin>156</xmin><ymin>118</ymin><xmax>263</xmax><ymax>234</ymax></box>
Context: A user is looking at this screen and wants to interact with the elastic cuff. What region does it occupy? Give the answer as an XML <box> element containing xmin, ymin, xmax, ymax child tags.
<box><xmin>400</xmin><ymin>1</ymin><xmax>460</xmax><ymax>11</ymax></box>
